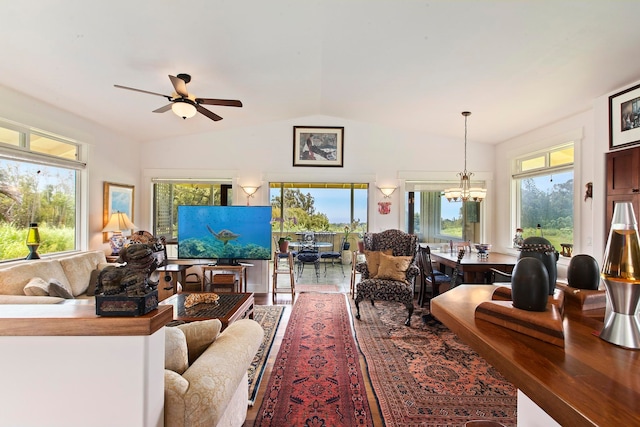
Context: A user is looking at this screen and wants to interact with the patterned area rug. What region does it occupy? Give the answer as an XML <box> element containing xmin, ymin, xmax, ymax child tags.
<box><xmin>296</xmin><ymin>284</ymin><xmax>341</xmax><ymax>293</ymax></box>
<box><xmin>248</xmin><ymin>305</ymin><xmax>285</xmax><ymax>406</ymax></box>
<box><xmin>352</xmin><ymin>300</ymin><xmax>517</xmax><ymax>426</ymax></box>
<box><xmin>255</xmin><ymin>293</ymin><xmax>373</xmax><ymax>426</ymax></box>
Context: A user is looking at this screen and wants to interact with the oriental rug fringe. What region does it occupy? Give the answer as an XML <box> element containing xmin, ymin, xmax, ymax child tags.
<box><xmin>351</xmin><ymin>301</ymin><xmax>517</xmax><ymax>427</ymax></box>
<box><xmin>248</xmin><ymin>305</ymin><xmax>285</xmax><ymax>406</ymax></box>
<box><xmin>254</xmin><ymin>292</ymin><xmax>373</xmax><ymax>426</ymax></box>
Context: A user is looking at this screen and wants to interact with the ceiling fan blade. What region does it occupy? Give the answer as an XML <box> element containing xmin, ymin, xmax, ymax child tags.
<box><xmin>196</xmin><ymin>98</ymin><xmax>243</xmax><ymax>107</ymax></box>
<box><xmin>196</xmin><ymin>104</ymin><xmax>223</xmax><ymax>121</ymax></box>
<box><xmin>152</xmin><ymin>104</ymin><xmax>173</xmax><ymax>113</ymax></box>
<box><xmin>169</xmin><ymin>75</ymin><xmax>189</xmax><ymax>97</ymax></box>
<box><xmin>114</xmin><ymin>84</ymin><xmax>171</xmax><ymax>99</ymax></box>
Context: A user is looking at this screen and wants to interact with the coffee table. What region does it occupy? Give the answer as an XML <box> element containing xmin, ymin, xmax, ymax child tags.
<box><xmin>160</xmin><ymin>292</ymin><xmax>254</xmax><ymax>330</ymax></box>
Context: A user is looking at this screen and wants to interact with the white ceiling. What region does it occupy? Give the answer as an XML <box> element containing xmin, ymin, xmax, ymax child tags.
<box><xmin>2</xmin><ymin>0</ymin><xmax>640</xmax><ymax>144</ymax></box>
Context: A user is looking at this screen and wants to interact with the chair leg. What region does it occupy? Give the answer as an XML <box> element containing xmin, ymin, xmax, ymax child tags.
<box><xmin>354</xmin><ymin>297</ymin><xmax>361</xmax><ymax>320</ymax></box>
<box><xmin>404</xmin><ymin>302</ymin><xmax>414</xmax><ymax>327</ymax></box>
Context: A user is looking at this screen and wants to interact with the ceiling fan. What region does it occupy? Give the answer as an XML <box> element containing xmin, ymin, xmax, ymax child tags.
<box><xmin>114</xmin><ymin>73</ymin><xmax>242</xmax><ymax>121</ymax></box>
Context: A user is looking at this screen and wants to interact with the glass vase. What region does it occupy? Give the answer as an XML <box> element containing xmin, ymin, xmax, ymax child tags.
<box><xmin>600</xmin><ymin>202</ymin><xmax>640</xmax><ymax>349</ymax></box>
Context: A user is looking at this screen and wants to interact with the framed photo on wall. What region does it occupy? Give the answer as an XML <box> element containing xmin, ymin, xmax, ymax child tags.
<box><xmin>293</xmin><ymin>126</ymin><xmax>344</xmax><ymax>167</ymax></box>
<box><xmin>103</xmin><ymin>182</ymin><xmax>135</xmax><ymax>242</ymax></box>
<box><xmin>609</xmin><ymin>82</ymin><xmax>640</xmax><ymax>149</ymax></box>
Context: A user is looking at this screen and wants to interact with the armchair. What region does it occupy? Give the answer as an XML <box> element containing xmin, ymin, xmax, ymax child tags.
<box><xmin>354</xmin><ymin>229</ymin><xmax>419</xmax><ymax>326</ymax></box>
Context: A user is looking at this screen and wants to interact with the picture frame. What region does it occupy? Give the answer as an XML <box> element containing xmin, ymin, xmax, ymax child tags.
<box><xmin>103</xmin><ymin>182</ymin><xmax>135</xmax><ymax>242</ymax></box>
<box><xmin>293</xmin><ymin>126</ymin><xmax>344</xmax><ymax>167</ymax></box>
<box><xmin>609</xmin><ymin>82</ymin><xmax>640</xmax><ymax>149</ymax></box>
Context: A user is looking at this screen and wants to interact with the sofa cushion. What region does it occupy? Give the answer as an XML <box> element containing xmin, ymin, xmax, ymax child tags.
<box><xmin>23</xmin><ymin>277</ymin><xmax>50</xmax><ymax>296</ymax></box>
<box><xmin>0</xmin><ymin>260</ymin><xmax>71</xmax><ymax>296</ymax></box>
<box><xmin>375</xmin><ymin>252</ymin><xmax>412</xmax><ymax>283</ymax></box>
<box><xmin>48</xmin><ymin>278</ymin><xmax>74</xmax><ymax>299</ymax></box>
<box><xmin>59</xmin><ymin>251</ymin><xmax>108</xmax><ymax>296</ymax></box>
<box><xmin>364</xmin><ymin>249</ymin><xmax>393</xmax><ymax>278</ymax></box>
<box><xmin>177</xmin><ymin>319</ymin><xmax>222</xmax><ymax>365</ymax></box>
<box><xmin>165</xmin><ymin>326</ymin><xmax>189</xmax><ymax>374</ymax></box>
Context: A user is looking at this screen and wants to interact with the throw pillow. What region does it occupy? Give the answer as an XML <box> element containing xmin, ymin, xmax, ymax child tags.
<box><xmin>375</xmin><ymin>252</ymin><xmax>413</xmax><ymax>283</ymax></box>
<box><xmin>165</xmin><ymin>326</ymin><xmax>189</xmax><ymax>374</ymax></box>
<box><xmin>177</xmin><ymin>319</ymin><xmax>223</xmax><ymax>365</ymax></box>
<box><xmin>364</xmin><ymin>249</ymin><xmax>393</xmax><ymax>277</ymax></box>
<box><xmin>86</xmin><ymin>269</ymin><xmax>100</xmax><ymax>296</ymax></box>
<box><xmin>23</xmin><ymin>277</ymin><xmax>50</xmax><ymax>296</ymax></box>
<box><xmin>47</xmin><ymin>278</ymin><xmax>75</xmax><ymax>299</ymax></box>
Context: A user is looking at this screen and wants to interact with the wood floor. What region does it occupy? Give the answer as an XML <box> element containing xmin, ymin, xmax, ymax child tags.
<box><xmin>243</xmin><ymin>261</ymin><xmax>387</xmax><ymax>426</ymax></box>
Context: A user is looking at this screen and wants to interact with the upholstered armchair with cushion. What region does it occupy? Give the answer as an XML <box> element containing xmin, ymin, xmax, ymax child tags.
<box><xmin>164</xmin><ymin>318</ymin><xmax>264</xmax><ymax>427</ymax></box>
<box><xmin>354</xmin><ymin>229</ymin><xmax>419</xmax><ymax>326</ymax></box>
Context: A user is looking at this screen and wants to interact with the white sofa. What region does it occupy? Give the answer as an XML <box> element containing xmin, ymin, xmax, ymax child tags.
<box><xmin>0</xmin><ymin>250</ymin><xmax>107</xmax><ymax>304</ymax></box>
<box><xmin>165</xmin><ymin>318</ymin><xmax>264</xmax><ymax>427</ymax></box>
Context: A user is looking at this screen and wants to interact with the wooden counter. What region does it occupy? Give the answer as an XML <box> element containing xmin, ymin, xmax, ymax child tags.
<box><xmin>431</xmin><ymin>285</ymin><xmax>640</xmax><ymax>427</ymax></box>
<box><xmin>0</xmin><ymin>304</ymin><xmax>173</xmax><ymax>336</ymax></box>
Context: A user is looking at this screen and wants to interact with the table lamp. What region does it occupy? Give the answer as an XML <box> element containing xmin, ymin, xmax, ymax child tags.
<box><xmin>600</xmin><ymin>202</ymin><xmax>640</xmax><ymax>349</ymax></box>
<box><xmin>102</xmin><ymin>211</ymin><xmax>136</xmax><ymax>256</ymax></box>
<box><xmin>25</xmin><ymin>223</ymin><xmax>41</xmax><ymax>260</ymax></box>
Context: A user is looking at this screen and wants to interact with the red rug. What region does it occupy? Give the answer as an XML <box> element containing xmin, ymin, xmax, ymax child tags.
<box><xmin>254</xmin><ymin>292</ymin><xmax>373</xmax><ymax>426</ymax></box>
<box><xmin>352</xmin><ymin>300</ymin><xmax>517</xmax><ymax>426</ymax></box>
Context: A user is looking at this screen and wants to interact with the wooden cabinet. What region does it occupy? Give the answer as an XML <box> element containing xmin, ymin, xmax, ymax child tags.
<box><xmin>606</xmin><ymin>146</ymin><xmax>640</xmax><ymax>235</ymax></box>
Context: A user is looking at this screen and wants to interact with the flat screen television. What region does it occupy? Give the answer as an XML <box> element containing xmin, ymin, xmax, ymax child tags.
<box><xmin>177</xmin><ymin>206</ymin><xmax>272</xmax><ymax>264</ymax></box>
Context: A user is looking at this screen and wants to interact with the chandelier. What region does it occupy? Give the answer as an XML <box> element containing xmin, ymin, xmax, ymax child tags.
<box><xmin>444</xmin><ymin>111</ymin><xmax>487</xmax><ymax>202</ymax></box>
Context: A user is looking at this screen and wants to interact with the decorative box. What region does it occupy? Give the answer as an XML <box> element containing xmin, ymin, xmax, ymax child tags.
<box><xmin>95</xmin><ymin>290</ymin><xmax>158</xmax><ymax>317</ymax></box>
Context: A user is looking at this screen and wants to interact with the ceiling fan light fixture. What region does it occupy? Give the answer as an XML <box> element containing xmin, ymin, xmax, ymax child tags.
<box><xmin>171</xmin><ymin>99</ymin><xmax>197</xmax><ymax>119</ymax></box>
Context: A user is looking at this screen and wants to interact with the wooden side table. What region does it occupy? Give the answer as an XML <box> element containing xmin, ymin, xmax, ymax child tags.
<box><xmin>201</xmin><ymin>264</ymin><xmax>252</xmax><ymax>292</ymax></box>
<box><xmin>156</xmin><ymin>264</ymin><xmax>191</xmax><ymax>301</ymax></box>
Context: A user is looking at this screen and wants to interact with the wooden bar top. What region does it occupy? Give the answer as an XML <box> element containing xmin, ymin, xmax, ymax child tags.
<box><xmin>431</xmin><ymin>285</ymin><xmax>640</xmax><ymax>427</ymax></box>
<box><xmin>0</xmin><ymin>304</ymin><xmax>173</xmax><ymax>336</ymax></box>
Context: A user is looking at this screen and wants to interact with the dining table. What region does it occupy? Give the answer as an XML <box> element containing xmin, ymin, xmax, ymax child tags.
<box><xmin>427</xmin><ymin>246</ymin><xmax>518</xmax><ymax>283</ymax></box>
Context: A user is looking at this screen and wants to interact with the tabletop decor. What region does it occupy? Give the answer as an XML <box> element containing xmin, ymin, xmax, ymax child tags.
<box><xmin>292</xmin><ymin>126</ymin><xmax>344</xmax><ymax>167</ymax></box>
<box><xmin>518</xmin><ymin>236</ymin><xmax>559</xmax><ymax>294</ymax></box>
<box><xmin>95</xmin><ymin>243</ymin><xmax>159</xmax><ymax>316</ymax></box>
<box><xmin>609</xmin><ymin>82</ymin><xmax>640</xmax><ymax>149</ymax></box>
<box><xmin>600</xmin><ymin>201</ymin><xmax>640</xmax><ymax>348</ymax></box>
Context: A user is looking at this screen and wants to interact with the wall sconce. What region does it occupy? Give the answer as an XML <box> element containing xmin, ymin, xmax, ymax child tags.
<box><xmin>102</xmin><ymin>211</ymin><xmax>136</xmax><ymax>256</ymax></box>
<box><xmin>378</xmin><ymin>187</ymin><xmax>397</xmax><ymax>198</ymax></box>
<box><xmin>25</xmin><ymin>222</ymin><xmax>41</xmax><ymax>260</ymax></box>
<box><xmin>241</xmin><ymin>185</ymin><xmax>261</xmax><ymax>206</ymax></box>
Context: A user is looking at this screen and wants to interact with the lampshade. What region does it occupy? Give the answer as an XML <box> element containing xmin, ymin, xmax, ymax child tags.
<box><xmin>102</xmin><ymin>212</ymin><xmax>136</xmax><ymax>233</ymax></box>
<box><xmin>172</xmin><ymin>100</ymin><xmax>197</xmax><ymax>119</ymax></box>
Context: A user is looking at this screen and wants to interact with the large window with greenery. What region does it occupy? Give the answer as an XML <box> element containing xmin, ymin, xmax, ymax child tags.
<box><xmin>269</xmin><ymin>183</ymin><xmax>368</xmax><ymax>246</ymax></box>
<box><xmin>0</xmin><ymin>121</ymin><xmax>83</xmax><ymax>261</ymax></box>
<box><xmin>512</xmin><ymin>143</ymin><xmax>574</xmax><ymax>249</ymax></box>
<box><xmin>406</xmin><ymin>183</ymin><xmax>482</xmax><ymax>244</ymax></box>
<box><xmin>152</xmin><ymin>180</ymin><xmax>231</xmax><ymax>241</ymax></box>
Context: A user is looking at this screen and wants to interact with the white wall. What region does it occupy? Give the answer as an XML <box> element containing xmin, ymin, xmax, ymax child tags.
<box><xmin>0</xmin><ymin>85</ymin><xmax>142</xmax><ymax>254</ymax></box>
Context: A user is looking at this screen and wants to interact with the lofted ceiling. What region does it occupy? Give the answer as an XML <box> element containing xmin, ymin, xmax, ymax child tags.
<box><xmin>2</xmin><ymin>1</ymin><xmax>640</xmax><ymax>144</ymax></box>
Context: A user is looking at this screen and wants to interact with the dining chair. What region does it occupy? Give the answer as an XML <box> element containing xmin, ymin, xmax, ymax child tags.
<box><xmin>272</xmin><ymin>251</ymin><xmax>295</xmax><ymax>302</ymax></box>
<box><xmin>320</xmin><ymin>236</ymin><xmax>345</xmax><ymax>276</ymax></box>
<box><xmin>487</xmin><ymin>268</ymin><xmax>512</xmax><ymax>283</ymax></box>
<box><xmin>296</xmin><ymin>233</ymin><xmax>320</xmax><ymax>281</ymax></box>
<box><xmin>417</xmin><ymin>245</ymin><xmax>450</xmax><ymax>307</ymax></box>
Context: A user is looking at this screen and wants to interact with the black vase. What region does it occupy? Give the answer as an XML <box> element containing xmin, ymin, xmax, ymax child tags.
<box><xmin>567</xmin><ymin>254</ymin><xmax>601</xmax><ymax>290</ymax></box>
<box><xmin>511</xmin><ymin>257</ymin><xmax>549</xmax><ymax>312</ymax></box>
<box><xmin>518</xmin><ymin>236</ymin><xmax>558</xmax><ymax>295</ymax></box>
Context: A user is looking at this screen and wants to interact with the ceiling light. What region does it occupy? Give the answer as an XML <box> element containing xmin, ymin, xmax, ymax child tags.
<box><xmin>171</xmin><ymin>99</ymin><xmax>197</xmax><ymax>119</ymax></box>
<box><xmin>444</xmin><ymin>111</ymin><xmax>487</xmax><ymax>203</ymax></box>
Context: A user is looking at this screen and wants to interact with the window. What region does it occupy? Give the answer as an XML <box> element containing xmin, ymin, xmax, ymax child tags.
<box><xmin>406</xmin><ymin>182</ymin><xmax>483</xmax><ymax>244</ymax></box>
<box><xmin>512</xmin><ymin>144</ymin><xmax>574</xmax><ymax>250</ymax></box>
<box><xmin>269</xmin><ymin>182</ymin><xmax>368</xmax><ymax>238</ymax></box>
<box><xmin>0</xmin><ymin>120</ymin><xmax>83</xmax><ymax>261</ymax></box>
<box><xmin>152</xmin><ymin>180</ymin><xmax>231</xmax><ymax>240</ymax></box>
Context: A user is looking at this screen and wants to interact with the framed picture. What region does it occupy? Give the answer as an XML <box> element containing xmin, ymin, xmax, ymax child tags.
<box><xmin>103</xmin><ymin>182</ymin><xmax>135</xmax><ymax>242</ymax></box>
<box><xmin>609</xmin><ymin>82</ymin><xmax>640</xmax><ymax>149</ymax></box>
<box><xmin>293</xmin><ymin>126</ymin><xmax>344</xmax><ymax>167</ymax></box>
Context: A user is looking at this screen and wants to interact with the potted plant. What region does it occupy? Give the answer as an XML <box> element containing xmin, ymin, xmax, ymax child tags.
<box><xmin>343</xmin><ymin>226</ymin><xmax>352</xmax><ymax>250</ymax></box>
<box><xmin>278</xmin><ymin>235</ymin><xmax>292</xmax><ymax>253</ymax></box>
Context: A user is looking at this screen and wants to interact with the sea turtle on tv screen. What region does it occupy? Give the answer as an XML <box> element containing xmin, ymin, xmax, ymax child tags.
<box><xmin>206</xmin><ymin>225</ymin><xmax>240</xmax><ymax>245</ymax></box>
